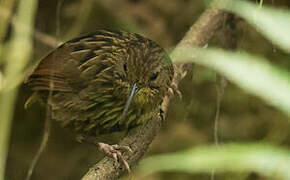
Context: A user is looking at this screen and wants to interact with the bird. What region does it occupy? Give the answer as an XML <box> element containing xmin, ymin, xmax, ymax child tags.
<box><xmin>25</xmin><ymin>29</ymin><xmax>174</xmax><ymax>171</ymax></box>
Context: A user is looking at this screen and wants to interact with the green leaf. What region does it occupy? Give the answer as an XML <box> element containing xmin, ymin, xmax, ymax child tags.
<box><xmin>215</xmin><ymin>0</ymin><xmax>290</xmax><ymax>53</ymax></box>
<box><xmin>139</xmin><ymin>143</ymin><xmax>290</xmax><ymax>179</ymax></box>
<box><xmin>171</xmin><ymin>47</ymin><xmax>290</xmax><ymax>116</ymax></box>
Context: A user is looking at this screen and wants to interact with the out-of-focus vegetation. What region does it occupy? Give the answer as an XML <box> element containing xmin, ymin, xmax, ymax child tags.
<box><xmin>139</xmin><ymin>143</ymin><xmax>290</xmax><ymax>179</ymax></box>
<box><xmin>172</xmin><ymin>47</ymin><xmax>290</xmax><ymax>116</ymax></box>
<box><xmin>0</xmin><ymin>0</ymin><xmax>37</xmax><ymax>179</ymax></box>
<box><xmin>1</xmin><ymin>0</ymin><xmax>290</xmax><ymax>180</ymax></box>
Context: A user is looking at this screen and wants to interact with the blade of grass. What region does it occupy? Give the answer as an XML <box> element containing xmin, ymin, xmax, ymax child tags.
<box><xmin>171</xmin><ymin>47</ymin><xmax>290</xmax><ymax>116</ymax></box>
<box><xmin>0</xmin><ymin>0</ymin><xmax>37</xmax><ymax>179</ymax></box>
<box><xmin>139</xmin><ymin>143</ymin><xmax>290</xmax><ymax>179</ymax></box>
<box><xmin>0</xmin><ymin>0</ymin><xmax>16</xmax><ymax>64</ymax></box>
<box><xmin>0</xmin><ymin>0</ymin><xmax>16</xmax><ymax>43</ymax></box>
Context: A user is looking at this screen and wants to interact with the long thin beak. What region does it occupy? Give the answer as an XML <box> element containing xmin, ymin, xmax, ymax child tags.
<box><xmin>119</xmin><ymin>83</ymin><xmax>138</xmax><ymax>121</ymax></box>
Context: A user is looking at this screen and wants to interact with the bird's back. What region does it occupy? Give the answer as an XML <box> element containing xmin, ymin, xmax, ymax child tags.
<box><xmin>26</xmin><ymin>30</ymin><xmax>163</xmax><ymax>135</ymax></box>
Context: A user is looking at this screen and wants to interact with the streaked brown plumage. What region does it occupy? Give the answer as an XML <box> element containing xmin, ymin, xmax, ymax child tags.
<box><xmin>26</xmin><ymin>29</ymin><xmax>173</xmax><ymax>137</ymax></box>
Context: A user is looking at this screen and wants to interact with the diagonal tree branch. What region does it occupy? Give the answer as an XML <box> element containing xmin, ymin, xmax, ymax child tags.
<box><xmin>81</xmin><ymin>6</ymin><xmax>228</xmax><ymax>180</ymax></box>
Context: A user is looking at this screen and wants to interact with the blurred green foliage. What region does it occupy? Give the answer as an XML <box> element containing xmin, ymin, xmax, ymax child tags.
<box><xmin>2</xmin><ymin>0</ymin><xmax>290</xmax><ymax>180</ymax></box>
<box><xmin>0</xmin><ymin>0</ymin><xmax>37</xmax><ymax>179</ymax></box>
<box><xmin>139</xmin><ymin>143</ymin><xmax>290</xmax><ymax>179</ymax></box>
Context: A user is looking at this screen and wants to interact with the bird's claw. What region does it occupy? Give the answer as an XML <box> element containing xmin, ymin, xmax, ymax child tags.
<box><xmin>111</xmin><ymin>144</ymin><xmax>133</xmax><ymax>153</ymax></box>
<box><xmin>97</xmin><ymin>143</ymin><xmax>132</xmax><ymax>173</ymax></box>
<box><xmin>168</xmin><ymin>82</ymin><xmax>182</xmax><ymax>99</ymax></box>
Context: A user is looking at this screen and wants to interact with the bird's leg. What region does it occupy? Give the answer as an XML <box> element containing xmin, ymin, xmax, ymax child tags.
<box><xmin>97</xmin><ymin>142</ymin><xmax>132</xmax><ymax>172</ymax></box>
<box><xmin>75</xmin><ymin>134</ymin><xmax>132</xmax><ymax>172</ymax></box>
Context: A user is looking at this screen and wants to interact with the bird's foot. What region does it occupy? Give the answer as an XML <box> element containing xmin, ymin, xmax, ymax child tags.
<box><xmin>75</xmin><ymin>135</ymin><xmax>132</xmax><ymax>172</ymax></box>
<box><xmin>168</xmin><ymin>64</ymin><xmax>186</xmax><ymax>99</ymax></box>
<box><xmin>97</xmin><ymin>142</ymin><xmax>132</xmax><ymax>173</ymax></box>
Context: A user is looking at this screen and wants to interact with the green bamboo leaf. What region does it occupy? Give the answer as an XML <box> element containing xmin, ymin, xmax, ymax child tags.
<box><xmin>215</xmin><ymin>0</ymin><xmax>290</xmax><ymax>53</ymax></box>
<box><xmin>139</xmin><ymin>143</ymin><xmax>290</xmax><ymax>179</ymax></box>
<box><xmin>171</xmin><ymin>47</ymin><xmax>290</xmax><ymax>116</ymax></box>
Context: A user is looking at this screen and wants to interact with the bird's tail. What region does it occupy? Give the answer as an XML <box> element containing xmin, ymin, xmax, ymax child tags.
<box><xmin>24</xmin><ymin>92</ymin><xmax>40</xmax><ymax>109</ymax></box>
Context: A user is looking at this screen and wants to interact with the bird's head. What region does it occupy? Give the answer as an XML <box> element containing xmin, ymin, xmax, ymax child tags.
<box><xmin>112</xmin><ymin>35</ymin><xmax>173</xmax><ymax>117</ymax></box>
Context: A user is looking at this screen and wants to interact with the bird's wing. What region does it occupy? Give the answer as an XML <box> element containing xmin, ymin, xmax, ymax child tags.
<box><xmin>26</xmin><ymin>36</ymin><xmax>107</xmax><ymax>92</ymax></box>
<box><xmin>26</xmin><ymin>30</ymin><xmax>129</xmax><ymax>94</ymax></box>
<box><xmin>26</xmin><ymin>45</ymin><xmax>79</xmax><ymax>92</ymax></box>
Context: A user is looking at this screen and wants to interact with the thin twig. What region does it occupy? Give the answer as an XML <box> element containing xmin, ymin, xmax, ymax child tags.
<box><xmin>25</xmin><ymin>3</ymin><xmax>65</xmax><ymax>178</ymax></box>
<box><xmin>211</xmin><ymin>13</ymin><xmax>237</xmax><ymax>180</ymax></box>
<box><xmin>213</xmin><ymin>13</ymin><xmax>237</xmax><ymax>148</ymax></box>
<box><xmin>34</xmin><ymin>30</ymin><xmax>60</xmax><ymax>48</ymax></box>
<box><xmin>25</xmin><ymin>85</ymin><xmax>53</xmax><ymax>180</ymax></box>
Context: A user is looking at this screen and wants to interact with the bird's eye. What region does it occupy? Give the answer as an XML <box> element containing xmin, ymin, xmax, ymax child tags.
<box><xmin>123</xmin><ymin>64</ymin><xmax>127</xmax><ymax>73</ymax></box>
<box><xmin>150</xmin><ymin>72</ymin><xmax>159</xmax><ymax>81</ymax></box>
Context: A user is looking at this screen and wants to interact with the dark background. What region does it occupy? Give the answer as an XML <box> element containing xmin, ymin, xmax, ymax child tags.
<box><xmin>6</xmin><ymin>0</ymin><xmax>290</xmax><ymax>179</ymax></box>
